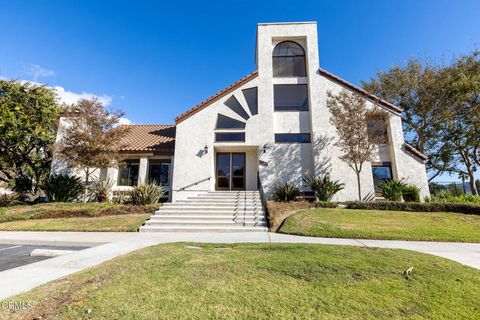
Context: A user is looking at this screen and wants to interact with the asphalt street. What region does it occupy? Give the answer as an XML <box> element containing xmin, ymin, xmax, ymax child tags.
<box><xmin>0</xmin><ymin>244</ymin><xmax>88</xmax><ymax>272</ymax></box>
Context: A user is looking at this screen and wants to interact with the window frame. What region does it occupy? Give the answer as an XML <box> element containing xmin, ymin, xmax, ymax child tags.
<box><xmin>367</xmin><ymin>114</ymin><xmax>389</xmax><ymax>144</ymax></box>
<box><xmin>147</xmin><ymin>160</ymin><xmax>171</xmax><ymax>186</ymax></box>
<box><xmin>215</xmin><ymin>132</ymin><xmax>246</xmax><ymax>143</ymax></box>
<box><xmin>371</xmin><ymin>163</ymin><xmax>393</xmax><ymax>194</ymax></box>
<box><xmin>274</xmin><ymin>133</ymin><xmax>311</xmax><ymax>144</ymax></box>
<box><xmin>272</xmin><ymin>41</ymin><xmax>307</xmax><ymax>78</ymax></box>
<box><xmin>215</xmin><ymin>114</ymin><xmax>246</xmax><ymax>130</ymax></box>
<box><xmin>274</xmin><ymin>84</ymin><xmax>309</xmax><ymax>112</ymax></box>
<box><xmin>117</xmin><ymin>160</ymin><xmax>140</xmax><ymax>187</ymax></box>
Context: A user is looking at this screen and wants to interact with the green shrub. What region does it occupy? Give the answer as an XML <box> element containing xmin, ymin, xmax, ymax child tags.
<box><xmin>428</xmin><ymin>192</ymin><xmax>480</xmax><ymax>205</ymax></box>
<box><xmin>0</xmin><ymin>192</ymin><xmax>20</xmax><ymax>207</ymax></box>
<box><xmin>42</xmin><ymin>175</ymin><xmax>85</xmax><ymax>202</ymax></box>
<box><xmin>313</xmin><ymin>201</ymin><xmax>339</xmax><ymax>208</ymax></box>
<box><xmin>378</xmin><ymin>179</ymin><xmax>407</xmax><ymax>201</ymax></box>
<box><xmin>90</xmin><ymin>178</ymin><xmax>113</xmax><ymax>202</ymax></box>
<box><xmin>273</xmin><ymin>181</ymin><xmax>300</xmax><ymax>202</ymax></box>
<box><xmin>129</xmin><ymin>183</ymin><xmax>165</xmax><ymax>205</ymax></box>
<box><xmin>345</xmin><ymin>201</ymin><xmax>480</xmax><ymax>215</ymax></box>
<box><xmin>303</xmin><ymin>175</ymin><xmax>344</xmax><ymax>202</ymax></box>
<box><xmin>402</xmin><ymin>185</ymin><xmax>421</xmax><ymax>202</ymax></box>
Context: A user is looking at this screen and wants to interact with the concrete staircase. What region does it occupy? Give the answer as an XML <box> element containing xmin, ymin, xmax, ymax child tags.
<box><xmin>139</xmin><ymin>191</ymin><xmax>268</xmax><ymax>232</ymax></box>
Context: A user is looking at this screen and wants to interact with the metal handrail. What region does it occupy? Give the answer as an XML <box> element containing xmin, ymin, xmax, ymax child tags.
<box><xmin>176</xmin><ymin>177</ymin><xmax>211</xmax><ymax>191</ymax></box>
<box><xmin>257</xmin><ymin>172</ymin><xmax>270</xmax><ymax>228</ymax></box>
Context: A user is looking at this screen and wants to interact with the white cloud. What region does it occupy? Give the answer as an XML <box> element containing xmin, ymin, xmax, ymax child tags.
<box><xmin>54</xmin><ymin>85</ymin><xmax>112</xmax><ymax>106</ymax></box>
<box><xmin>117</xmin><ymin>117</ymin><xmax>134</xmax><ymax>125</ymax></box>
<box><xmin>23</xmin><ymin>64</ymin><xmax>55</xmax><ymax>81</ymax></box>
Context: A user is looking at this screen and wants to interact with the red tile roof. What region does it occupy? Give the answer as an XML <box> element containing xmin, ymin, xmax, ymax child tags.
<box><xmin>317</xmin><ymin>68</ymin><xmax>403</xmax><ymax>114</ymax></box>
<box><xmin>404</xmin><ymin>143</ymin><xmax>428</xmax><ymax>161</ymax></box>
<box><xmin>118</xmin><ymin>124</ymin><xmax>175</xmax><ymax>154</ymax></box>
<box><xmin>175</xmin><ymin>70</ymin><xmax>259</xmax><ymax>123</ymax></box>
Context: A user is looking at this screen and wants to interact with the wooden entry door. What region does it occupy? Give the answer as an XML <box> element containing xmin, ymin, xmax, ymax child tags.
<box><xmin>216</xmin><ymin>153</ymin><xmax>246</xmax><ymax>190</ymax></box>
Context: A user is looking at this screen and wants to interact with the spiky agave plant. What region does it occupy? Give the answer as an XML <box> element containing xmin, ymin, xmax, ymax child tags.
<box><xmin>273</xmin><ymin>181</ymin><xmax>300</xmax><ymax>202</ymax></box>
<box><xmin>129</xmin><ymin>183</ymin><xmax>165</xmax><ymax>205</ymax></box>
<box><xmin>378</xmin><ymin>179</ymin><xmax>407</xmax><ymax>201</ymax></box>
<box><xmin>303</xmin><ymin>175</ymin><xmax>345</xmax><ymax>202</ymax></box>
<box><xmin>42</xmin><ymin>174</ymin><xmax>85</xmax><ymax>202</ymax></box>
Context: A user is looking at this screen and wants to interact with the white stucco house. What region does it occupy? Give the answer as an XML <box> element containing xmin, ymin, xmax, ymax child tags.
<box><xmin>53</xmin><ymin>22</ymin><xmax>430</xmax><ymax>205</ymax></box>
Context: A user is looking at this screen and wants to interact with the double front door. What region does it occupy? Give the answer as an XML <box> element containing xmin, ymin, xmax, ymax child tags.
<box><xmin>216</xmin><ymin>152</ymin><xmax>246</xmax><ymax>190</ymax></box>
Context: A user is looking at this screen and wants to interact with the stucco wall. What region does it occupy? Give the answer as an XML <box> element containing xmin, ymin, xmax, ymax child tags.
<box><xmin>172</xmin><ymin>22</ymin><xmax>430</xmax><ymax>202</ymax></box>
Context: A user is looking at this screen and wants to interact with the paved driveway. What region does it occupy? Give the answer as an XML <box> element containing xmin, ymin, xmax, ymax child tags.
<box><xmin>0</xmin><ymin>243</ymin><xmax>89</xmax><ymax>272</ymax></box>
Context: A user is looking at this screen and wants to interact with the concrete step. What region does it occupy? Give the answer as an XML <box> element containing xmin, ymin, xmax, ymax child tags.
<box><xmin>203</xmin><ymin>192</ymin><xmax>259</xmax><ymax>197</ymax></box>
<box><xmin>139</xmin><ymin>226</ymin><xmax>268</xmax><ymax>232</ymax></box>
<box><xmin>141</xmin><ymin>190</ymin><xmax>266</xmax><ymax>232</ymax></box>
<box><xmin>155</xmin><ymin>210</ymin><xmax>264</xmax><ymax>216</ymax></box>
<box><xmin>182</xmin><ymin>198</ymin><xmax>261</xmax><ymax>203</ymax></box>
<box><xmin>150</xmin><ymin>214</ymin><xmax>265</xmax><ymax>219</ymax></box>
<box><xmin>149</xmin><ymin>217</ymin><xmax>266</xmax><ymax>223</ymax></box>
<box><xmin>158</xmin><ymin>206</ymin><xmax>260</xmax><ymax>211</ymax></box>
<box><xmin>144</xmin><ymin>220</ymin><xmax>267</xmax><ymax>227</ymax></box>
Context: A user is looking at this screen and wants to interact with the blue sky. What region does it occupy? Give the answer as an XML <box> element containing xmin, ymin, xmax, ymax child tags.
<box><xmin>1</xmin><ymin>0</ymin><xmax>479</xmax><ymax>181</ymax></box>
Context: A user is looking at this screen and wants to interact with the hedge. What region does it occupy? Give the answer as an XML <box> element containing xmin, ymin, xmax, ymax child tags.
<box><xmin>345</xmin><ymin>201</ymin><xmax>480</xmax><ymax>215</ymax></box>
<box><xmin>313</xmin><ymin>201</ymin><xmax>339</xmax><ymax>208</ymax></box>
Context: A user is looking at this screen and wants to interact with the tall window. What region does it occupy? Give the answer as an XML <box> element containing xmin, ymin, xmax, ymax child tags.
<box><xmin>367</xmin><ymin>114</ymin><xmax>389</xmax><ymax>144</ymax></box>
<box><xmin>148</xmin><ymin>160</ymin><xmax>170</xmax><ymax>186</ymax></box>
<box><xmin>117</xmin><ymin>160</ymin><xmax>139</xmax><ymax>186</ymax></box>
<box><xmin>272</xmin><ymin>41</ymin><xmax>306</xmax><ymax>77</ymax></box>
<box><xmin>372</xmin><ymin>164</ymin><xmax>392</xmax><ymax>193</ymax></box>
<box><xmin>274</xmin><ymin>84</ymin><xmax>309</xmax><ymax>111</ymax></box>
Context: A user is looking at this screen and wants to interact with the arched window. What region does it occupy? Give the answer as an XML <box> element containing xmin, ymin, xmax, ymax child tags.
<box><xmin>272</xmin><ymin>41</ymin><xmax>306</xmax><ymax>77</ymax></box>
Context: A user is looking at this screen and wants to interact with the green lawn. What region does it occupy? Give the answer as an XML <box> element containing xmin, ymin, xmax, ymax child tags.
<box><xmin>3</xmin><ymin>243</ymin><xmax>480</xmax><ymax>319</ymax></box>
<box><xmin>279</xmin><ymin>208</ymin><xmax>480</xmax><ymax>242</ymax></box>
<box><xmin>0</xmin><ymin>202</ymin><xmax>156</xmax><ymax>231</ymax></box>
<box><xmin>0</xmin><ymin>213</ymin><xmax>150</xmax><ymax>232</ymax></box>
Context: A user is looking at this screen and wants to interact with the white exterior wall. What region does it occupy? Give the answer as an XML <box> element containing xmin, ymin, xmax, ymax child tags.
<box><xmin>51</xmin><ymin>22</ymin><xmax>430</xmax><ymax>203</ymax></box>
<box><xmin>52</xmin><ymin>117</ymin><xmax>175</xmax><ymax>200</ymax></box>
<box><xmin>172</xmin><ymin>22</ymin><xmax>430</xmax><ymax>202</ymax></box>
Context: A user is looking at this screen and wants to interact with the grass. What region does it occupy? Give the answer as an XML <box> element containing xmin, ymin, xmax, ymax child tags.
<box><xmin>2</xmin><ymin>243</ymin><xmax>480</xmax><ymax>319</ymax></box>
<box><xmin>0</xmin><ymin>214</ymin><xmax>150</xmax><ymax>232</ymax></box>
<box><xmin>0</xmin><ymin>202</ymin><xmax>157</xmax><ymax>231</ymax></box>
<box><xmin>279</xmin><ymin>207</ymin><xmax>480</xmax><ymax>242</ymax></box>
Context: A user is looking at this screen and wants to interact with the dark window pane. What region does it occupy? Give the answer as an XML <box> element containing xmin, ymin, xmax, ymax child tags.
<box><xmin>224</xmin><ymin>95</ymin><xmax>249</xmax><ymax>120</ymax></box>
<box><xmin>216</xmin><ymin>114</ymin><xmax>246</xmax><ymax>129</ymax></box>
<box><xmin>232</xmin><ymin>177</ymin><xmax>244</xmax><ymax>189</ymax></box>
<box><xmin>372</xmin><ymin>166</ymin><xmax>392</xmax><ymax>193</ymax></box>
<box><xmin>148</xmin><ymin>161</ymin><xmax>170</xmax><ymax>185</ymax></box>
<box><xmin>274</xmin><ymin>133</ymin><xmax>311</xmax><ymax>143</ymax></box>
<box><xmin>117</xmin><ymin>161</ymin><xmax>139</xmax><ymax>186</ymax></box>
<box><xmin>273</xmin><ymin>41</ymin><xmax>305</xmax><ymax>56</ymax></box>
<box><xmin>217</xmin><ymin>177</ymin><xmax>230</xmax><ymax>189</ymax></box>
<box><xmin>232</xmin><ymin>154</ymin><xmax>245</xmax><ymax>176</ymax></box>
<box><xmin>272</xmin><ymin>41</ymin><xmax>306</xmax><ymax>77</ymax></box>
<box><xmin>274</xmin><ymin>84</ymin><xmax>309</xmax><ymax>111</ymax></box>
<box><xmin>242</xmin><ymin>87</ymin><xmax>258</xmax><ymax>115</ymax></box>
<box><xmin>215</xmin><ymin>132</ymin><xmax>245</xmax><ymax>142</ymax></box>
<box><xmin>367</xmin><ymin>115</ymin><xmax>388</xmax><ymax>144</ymax></box>
<box><xmin>217</xmin><ymin>154</ymin><xmax>230</xmax><ymax>177</ymax></box>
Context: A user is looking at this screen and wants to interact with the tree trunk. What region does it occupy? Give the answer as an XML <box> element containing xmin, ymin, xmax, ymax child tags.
<box><xmin>461</xmin><ymin>178</ymin><xmax>466</xmax><ymax>194</ymax></box>
<box><xmin>356</xmin><ymin>172</ymin><xmax>361</xmax><ymax>201</ymax></box>
<box><xmin>84</xmin><ymin>168</ymin><xmax>90</xmax><ymax>202</ymax></box>
<box><xmin>469</xmin><ymin>175</ymin><xmax>478</xmax><ymax>196</ymax></box>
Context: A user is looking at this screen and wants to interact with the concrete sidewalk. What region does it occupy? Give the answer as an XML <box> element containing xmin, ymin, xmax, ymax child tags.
<box><xmin>1</xmin><ymin>231</ymin><xmax>479</xmax><ymax>299</ymax></box>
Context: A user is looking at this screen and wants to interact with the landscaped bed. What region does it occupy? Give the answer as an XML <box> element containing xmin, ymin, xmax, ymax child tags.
<box><xmin>0</xmin><ymin>202</ymin><xmax>157</xmax><ymax>232</ymax></box>
<box><xmin>278</xmin><ymin>207</ymin><xmax>480</xmax><ymax>242</ymax></box>
<box><xmin>2</xmin><ymin>243</ymin><xmax>480</xmax><ymax>319</ymax></box>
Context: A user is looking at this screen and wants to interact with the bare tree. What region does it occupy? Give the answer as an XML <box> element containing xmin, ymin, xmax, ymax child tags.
<box><xmin>327</xmin><ymin>89</ymin><xmax>389</xmax><ymax>200</ymax></box>
<box><xmin>55</xmin><ymin>98</ymin><xmax>130</xmax><ymax>201</ymax></box>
